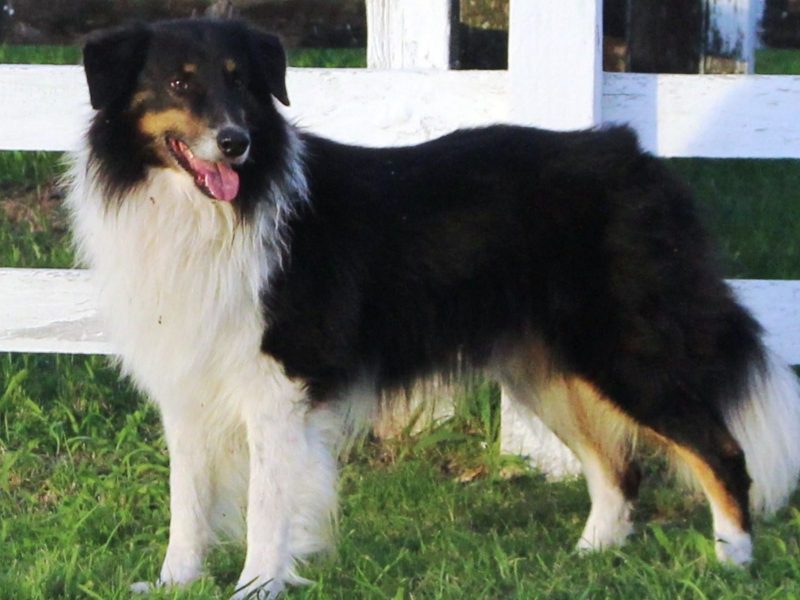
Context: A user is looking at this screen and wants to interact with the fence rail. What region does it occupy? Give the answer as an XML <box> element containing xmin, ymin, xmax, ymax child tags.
<box><xmin>4</xmin><ymin>66</ymin><xmax>800</xmax><ymax>159</ymax></box>
<box><xmin>3</xmin><ymin>269</ymin><xmax>798</xmax><ymax>364</ymax></box>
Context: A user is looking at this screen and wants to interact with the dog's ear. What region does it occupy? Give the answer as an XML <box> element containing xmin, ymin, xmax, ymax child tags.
<box><xmin>83</xmin><ymin>23</ymin><xmax>151</xmax><ymax>110</ymax></box>
<box><xmin>247</xmin><ymin>29</ymin><xmax>290</xmax><ymax>107</ymax></box>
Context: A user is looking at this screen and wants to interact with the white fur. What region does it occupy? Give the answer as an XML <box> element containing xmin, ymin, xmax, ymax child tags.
<box><xmin>66</xmin><ymin>128</ymin><xmax>337</xmax><ymax>597</ymax></box>
<box><xmin>725</xmin><ymin>352</ymin><xmax>800</xmax><ymax>515</ymax></box>
<box><xmin>575</xmin><ymin>451</ymin><xmax>635</xmax><ymax>551</ymax></box>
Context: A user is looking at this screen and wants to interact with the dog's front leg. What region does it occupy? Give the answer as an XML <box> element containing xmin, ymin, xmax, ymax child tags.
<box><xmin>231</xmin><ymin>375</ymin><xmax>308</xmax><ymax>600</ymax></box>
<box><xmin>158</xmin><ymin>408</ymin><xmax>215</xmax><ymax>586</ymax></box>
<box><xmin>131</xmin><ymin>406</ymin><xmax>215</xmax><ymax>593</ymax></box>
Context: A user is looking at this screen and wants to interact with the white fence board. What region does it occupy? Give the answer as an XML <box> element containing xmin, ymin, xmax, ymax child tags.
<box><xmin>5</xmin><ymin>66</ymin><xmax>800</xmax><ymax>158</ymax></box>
<box><xmin>2</xmin><ymin>270</ymin><xmax>798</xmax><ymax>364</ymax></box>
<box><xmin>0</xmin><ymin>65</ymin><xmax>91</xmax><ymax>152</ymax></box>
<box><xmin>283</xmin><ymin>68</ymin><xmax>507</xmax><ymax>146</ymax></box>
<box><xmin>603</xmin><ymin>73</ymin><xmax>800</xmax><ymax>158</ymax></box>
<box><xmin>0</xmin><ymin>269</ymin><xmax>108</xmax><ymax>354</ymax></box>
<box><xmin>729</xmin><ymin>279</ymin><xmax>800</xmax><ymax>365</ymax></box>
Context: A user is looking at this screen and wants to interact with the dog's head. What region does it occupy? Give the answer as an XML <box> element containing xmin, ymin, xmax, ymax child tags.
<box><xmin>83</xmin><ymin>18</ymin><xmax>290</xmax><ymax>205</ymax></box>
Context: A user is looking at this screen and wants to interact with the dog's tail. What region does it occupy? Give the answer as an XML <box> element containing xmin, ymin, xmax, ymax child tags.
<box><xmin>724</xmin><ymin>351</ymin><xmax>800</xmax><ymax>515</ymax></box>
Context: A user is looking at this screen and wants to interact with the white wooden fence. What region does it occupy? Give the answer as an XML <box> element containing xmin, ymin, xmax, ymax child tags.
<box><xmin>2</xmin><ymin>0</ymin><xmax>799</xmax><ymax>474</ymax></box>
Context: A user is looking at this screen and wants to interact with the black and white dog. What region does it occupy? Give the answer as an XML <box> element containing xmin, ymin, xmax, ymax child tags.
<box><xmin>67</xmin><ymin>18</ymin><xmax>800</xmax><ymax>598</ymax></box>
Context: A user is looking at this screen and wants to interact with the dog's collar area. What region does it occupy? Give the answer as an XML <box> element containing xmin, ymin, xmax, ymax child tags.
<box><xmin>166</xmin><ymin>136</ymin><xmax>240</xmax><ymax>202</ymax></box>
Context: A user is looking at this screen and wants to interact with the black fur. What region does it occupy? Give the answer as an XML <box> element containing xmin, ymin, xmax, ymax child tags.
<box><xmin>263</xmin><ymin>126</ymin><xmax>763</xmax><ymax>415</ymax></box>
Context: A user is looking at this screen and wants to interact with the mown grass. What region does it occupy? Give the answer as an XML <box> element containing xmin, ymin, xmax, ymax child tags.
<box><xmin>755</xmin><ymin>48</ymin><xmax>800</xmax><ymax>75</ymax></box>
<box><xmin>0</xmin><ymin>45</ymin><xmax>80</xmax><ymax>65</ymax></box>
<box><xmin>0</xmin><ymin>44</ymin><xmax>365</xmax><ymax>68</ymax></box>
<box><xmin>0</xmin><ymin>151</ymin><xmax>63</xmax><ymax>188</ymax></box>
<box><xmin>669</xmin><ymin>159</ymin><xmax>800</xmax><ymax>279</ymax></box>
<box><xmin>2</xmin><ymin>46</ymin><xmax>800</xmax><ymax>599</ymax></box>
<box><xmin>288</xmin><ymin>47</ymin><xmax>365</xmax><ymax>68</ymax></box>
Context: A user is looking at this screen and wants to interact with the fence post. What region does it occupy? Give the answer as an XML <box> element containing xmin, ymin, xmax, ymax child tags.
<box><xmin>752</xmin><ymin>0</ymin><xmax>765</xmax><ymax>47</ymax></box>
<box><xmin>508</xmin><ymin>0</ymin><xmax>603</xmax><ymax>129</ymax></box>
<box><xmin>366</xmin><ymin>0</ymin><xmax>458</xmax><ymax>69</ymax></box>
<box><xmin>500</xmin><ymin>0</ymin><xmax>603</xmax><ymax>478</ymax></box>
<box><xmin>703</xmin><ymin>0</ymin><xmax>756</xmax><ymax>73</ymax></box>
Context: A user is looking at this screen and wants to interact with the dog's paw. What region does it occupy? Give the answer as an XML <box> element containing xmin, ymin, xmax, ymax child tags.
<box><xmin>715</xmin><ymin>532</ymin><xmax>753</xmax><ymax>566</ymax></box>
<box><xmin>130</xmin><ymin>580</ymin><xmax>157</xmax><ymax>594</ymax></box>
<box><xmin>575</xmin><ymin>503</ymin><xmax>634</xmax><ymax>552</ymax></box>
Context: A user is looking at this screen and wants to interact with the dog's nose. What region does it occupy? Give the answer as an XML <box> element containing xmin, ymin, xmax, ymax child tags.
<box><xmin>217</xmin><ymin>127</ymin><xmax>251</xmax><ymax>159</ymax></box>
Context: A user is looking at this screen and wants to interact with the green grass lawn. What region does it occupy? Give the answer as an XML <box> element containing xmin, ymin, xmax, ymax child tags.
<box><xmin>0</xmin><ymin>44</ymin><xmax>366</xmax><ymax>68</ymax></box>
<box><xmin>2</xmin><ymin>46</ymin><xmax>800</xmax><ymax>598</ymax></box>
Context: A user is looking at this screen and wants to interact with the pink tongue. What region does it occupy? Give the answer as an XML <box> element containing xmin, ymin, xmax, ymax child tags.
<box><xmin>188</xmin><ymin>155</ymin><xmax>240</xmax><ymax>202</ymax></box>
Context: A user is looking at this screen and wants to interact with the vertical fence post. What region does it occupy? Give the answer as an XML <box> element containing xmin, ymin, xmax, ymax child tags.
<box><xmin>752</xmin><ymin>0</ymin><xmax>766</xmax><ymax>47</ymax></box>
<box><xmin>703</xmin><ymin>0</ymin><xmax>756</xmax><ymax>73</ymax></box>
<box><xmin>508</xmin><ymin>0</ymin><xmax>603</xmax><ymax>129</ymax></box>
<box><xmin>500</xmin><ymin>0</ymin><xmax>604</xmax><ymax>478</ymax></box>
<box><xmin>366</xmin><ymin>0</ymin><xmax>458</xmax><ymax>69</ymax></box>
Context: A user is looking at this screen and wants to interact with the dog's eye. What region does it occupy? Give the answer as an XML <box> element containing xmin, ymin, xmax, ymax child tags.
<box><xmin>170</xmin><ymin>77</ymin><xmax>191</xmax><ymax>94</ymax></box>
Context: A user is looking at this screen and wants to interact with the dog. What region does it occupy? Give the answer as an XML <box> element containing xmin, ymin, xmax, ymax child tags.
<box><xmin>66</xmin><ymin>18</ymin><xmax>800</xmax><ymax>599</ymax></box>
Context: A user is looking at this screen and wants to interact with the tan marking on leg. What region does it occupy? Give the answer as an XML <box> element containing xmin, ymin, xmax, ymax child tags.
<box><xmin>497</xmin><ymin>338</ymin><xmax>638</xmax><ymax>484</ymax></box>
<box><xmin>671</xmin><ymin>444</ymin><xmax>747</xmax><ymax>530</ymax></box>
<box><xmin>565</xmin><ymin>377</ymin><xmax>639</xmax><ymax>482</ymax></box>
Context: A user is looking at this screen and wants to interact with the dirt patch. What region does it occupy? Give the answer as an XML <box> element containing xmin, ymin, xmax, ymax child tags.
<box><xmin>0</xmin><ymin>182</ymin><xmax>68</xmax><ymax>233</ymax></box>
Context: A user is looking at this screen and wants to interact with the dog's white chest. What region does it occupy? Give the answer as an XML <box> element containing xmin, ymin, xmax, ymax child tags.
<box><xmin>67</xmin><ymin>167</ymin><xmax>269</xmax><ymax>403</ymax></box>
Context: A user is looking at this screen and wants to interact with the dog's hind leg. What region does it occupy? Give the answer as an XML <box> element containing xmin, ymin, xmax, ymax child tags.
<box><xmin>497</xmin><ymin>346</ymin><xmax>640</xmax><ymax>551</ymax></box>
<box><xmin>642</xmin><ymin>411</ymin><xmax>753</xmax><ymax>564</ymax></box>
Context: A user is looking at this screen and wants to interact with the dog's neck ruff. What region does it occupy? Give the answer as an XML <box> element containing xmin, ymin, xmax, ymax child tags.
<box><xmin>65</xmin><ymin>124</ymin><xmax>308</xmax><ymax>389</ymax></box>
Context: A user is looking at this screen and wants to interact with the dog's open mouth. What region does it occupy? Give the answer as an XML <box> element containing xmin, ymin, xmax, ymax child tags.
<box><xmin>166</xmin><ymin>137</ymin><xmax>240</xmax><ymax>202</ymax></box>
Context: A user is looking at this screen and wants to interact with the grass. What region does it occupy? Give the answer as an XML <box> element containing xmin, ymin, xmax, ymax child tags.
<box><xmin>2</xmin><ymin>45</ymin><xmax>800</xmax><ymax>598</ymax></box>
<box><xmin>754</xmin><ymin>48</ymin><xmax>800</xmax><ymax>75</ymax></box>
<box><xmin>4</xmin><ymin>360</ymin><xmax>800</xmax><ymax>599</ymax></box>
<box><xmin>668</xmin><ymin>159</ymin><xmax>800</xmax><ymax>279</ymax></box>
<box><xmin>0</xmin><ymin>45</ymin><xmax>81</xmax><ymax>65</ymax></box>
<box><xmin>288</xmin><ymin>47</ymin><xmax>366</xmax><ymax>68</ymax></box>
<box><xmin>0</xmin><ymin>151</ymin><xmax>64</xmax><ymax>188</ymax></box>
<box><xmin>0</xmin><ymin>44</ymin><xmax>365</xmax><ymax>68</ymax></box>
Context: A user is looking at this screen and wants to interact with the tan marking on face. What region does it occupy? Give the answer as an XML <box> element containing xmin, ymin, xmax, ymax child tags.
<box><xmin>224</xmin><ymin>58</ymin><xmax>237</xmax><ymax>73</ymax></box>
<box><xmin>130</xmin><ymin>90</ymin><xmax>155</xmax><ymax>109</ymax></box>
<box><xmin>139</xmin><ymin>108</ymin><xmax>207</xmax><ymax>140</ymax></box>
<box><xmin>183</xmin><ymin>63</ymin><xmax>198</xmax><ymax>74</ymax></box>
